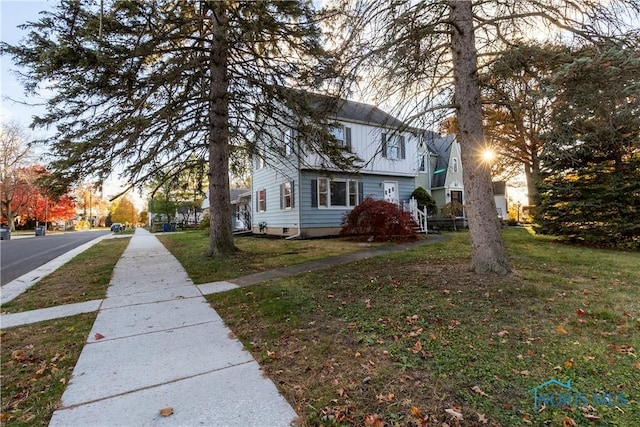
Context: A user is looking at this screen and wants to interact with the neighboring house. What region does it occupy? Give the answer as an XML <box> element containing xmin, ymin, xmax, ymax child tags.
<box><xmin>201</xmin><ymin>188</ymin><xmax>250</xmax><ymax>231</ymax></box>
<box><xmin>492</xmin><ymin>181</ymin><xmax>508</xmax><ymax>220</ymax></box>
<box><xmin>426</xmin><ymin>134</ymin><xmax>465</xmax><ymax>217</ymax></box>
<box><xmin>252</xmin><ymin>98</ymin><xmax>422</xmax><ymax>237</ymax></box>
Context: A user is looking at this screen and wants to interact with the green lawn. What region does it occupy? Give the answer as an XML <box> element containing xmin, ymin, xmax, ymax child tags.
<box><xmin>157</xmin><ymin>231</ymin><xmax>387</xmax><ymax>284</ymax></box>
<box><xmin>206</xmin><ymin>228</ymin><xmax>640</xmax><ymax>426</ymax></box>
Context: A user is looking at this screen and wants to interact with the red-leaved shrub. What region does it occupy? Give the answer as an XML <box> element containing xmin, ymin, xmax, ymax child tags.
<box><xmin>339</xmin><ymin>197</ymin><xmax>418</xmax><ymax>241</ymax></box>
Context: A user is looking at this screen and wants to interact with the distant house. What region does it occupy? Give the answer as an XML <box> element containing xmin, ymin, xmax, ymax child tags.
<box><xmin>492</xmin><ymin>181</ymin><xmax>508</xmax><ymax>219</ymax></box>
<box><xmin>426</xmin><ymin>134</ymin><xmax>465</xmax><ymax>216</ymax></box>
<box><xmin>201</xmin><ymin>188</ymin><xmax>250</xmax><ymax>231</ymax></box>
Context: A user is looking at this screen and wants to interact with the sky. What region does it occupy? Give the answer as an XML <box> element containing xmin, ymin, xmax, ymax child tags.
<box><xmin>0</xmin><ymin>0</ymin><xmax>53</xmax><ymax>130</ymax></box>
<box><xmin>1</xmin><ymin>0</ymin><xmax>147</xmax><ymax>209</ymax></box>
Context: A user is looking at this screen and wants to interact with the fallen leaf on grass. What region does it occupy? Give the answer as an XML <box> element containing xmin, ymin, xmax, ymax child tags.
<box><xmin>477</xmin><ymin>413</ymin><xmax>488</xmax><ymax>424</ymax></box>
<box><xmin>445</xmin><ymin>408</ymin><xmax>464</xmax><ymax>420</ymax></box>
<box><xmin>11</xmin><ymin>349</ymin><xmax>28</xmax><ymax>362</ymax></box>
<box><xmin>411</xmin><ymin>406</ymin><xmax>428</xmax><ymax>426</ymax></box>
<box><xmin>364</xmin><ymin>413</ymin><xmax>384</xmax><ymax>427</ymax></box>
<box><xmin>471</xmin><ymin>385</ymin><xmax>489</xmax><ymax>397</ymax></box>
<box><xmin>159</xmin><ymin>407</ymin><xmax>173</xmax><ymax>417</ymax></box>
<box><xmin>556</xmin><ymin>326</ymin><xmax>569</xmax><ymax>335</ymax></box>
<box><xmin>583</xmin><ymin>414</ymin><xmax>601</xmax><ymax>421</ymax></box>
<box><xmin>562</xmin><ymin>416</ymin><xmax>577</xmax><ymax>427</ymax></box>
<box><xmin>364</xmin><ymin>299</ymin><xmax>372</xmax><ymax>309</ymax></box>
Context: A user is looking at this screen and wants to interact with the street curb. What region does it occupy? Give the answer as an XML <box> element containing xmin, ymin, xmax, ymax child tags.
<box><xmin>1</xmin><ymin>234</ymin><xmax>115</xmax><ymax>305</ymax></box>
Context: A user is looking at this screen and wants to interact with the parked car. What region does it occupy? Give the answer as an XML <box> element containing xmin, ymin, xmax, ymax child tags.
<box><xmin>111</xmin><ymin>223</ymin><xmax>123</xmax><ymax>232</ymax></box>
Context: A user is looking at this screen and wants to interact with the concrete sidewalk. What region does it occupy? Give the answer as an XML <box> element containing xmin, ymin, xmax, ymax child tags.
<box><xmin>48</xmin><ymin>228</ymin><xmax>297</xmax><ymax>426</ymax></box>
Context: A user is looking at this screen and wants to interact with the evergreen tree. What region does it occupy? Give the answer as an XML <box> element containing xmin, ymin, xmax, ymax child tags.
<box><xmin>537</xmin><ymin>41</ymin><xmax>640</xmax><ymax>249</ymax></box>
<box><xmin>1</xmin><ymin>0</ymin><xmax>351</xmax><ymax>255</ymax></box>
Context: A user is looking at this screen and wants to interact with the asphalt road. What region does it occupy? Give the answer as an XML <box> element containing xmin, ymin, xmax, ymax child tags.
<box><xmin>0</xmin><ymin>230</ymin><xmax>111</xmax><ymax>286</ymax></box>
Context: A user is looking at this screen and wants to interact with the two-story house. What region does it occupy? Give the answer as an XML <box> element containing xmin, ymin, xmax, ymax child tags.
<box><xmin>251</xmin><ymin>98</ymin><xmax>423</xmax><ymax>238</ymax></box>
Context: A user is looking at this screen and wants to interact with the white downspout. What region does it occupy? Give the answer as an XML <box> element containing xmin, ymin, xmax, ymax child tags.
<box><xmin>286</xmin><ymin>146</ymin><xmax>303</xmax><ymax>240</ymax></box>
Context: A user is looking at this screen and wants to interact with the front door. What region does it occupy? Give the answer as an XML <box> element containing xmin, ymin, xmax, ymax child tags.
<box><xmin>383</xmin><ymin>181</ymin><xmax>398</xmax><ymax>204</ymax></box>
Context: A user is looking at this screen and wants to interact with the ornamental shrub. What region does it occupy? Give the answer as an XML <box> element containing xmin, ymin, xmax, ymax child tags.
<box><xmin>410</xmin><ymin>187</ymin><xmax>437</xmax><ymax>215</ymax></box>
<box><xmin>340</xmin><ymin>197</ymin><xmax>418</xmax><ymax>241</ymax></box>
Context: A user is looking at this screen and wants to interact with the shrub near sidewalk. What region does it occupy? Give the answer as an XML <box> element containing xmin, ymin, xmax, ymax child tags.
<box><xmin>208</xmin><ymin>229</ymin><xmax>640</xmax><ymax>426</ymax></box>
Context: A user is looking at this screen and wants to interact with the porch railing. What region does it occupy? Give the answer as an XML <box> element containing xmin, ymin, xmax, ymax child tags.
<box><xmin>402</xmin><ymin>198</ymin><xmax>428</xmax><ymax>233</ymax></box>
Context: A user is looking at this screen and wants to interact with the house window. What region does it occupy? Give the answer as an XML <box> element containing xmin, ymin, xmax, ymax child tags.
<box><xmin>419</xmin><ymin>154</ymin><xmax>426</xmax><ymax>172</ymax></box>
<box><xmin>453</xmin><ymin>158</ymin><xmax>459</xmax><ymax>173</ymax></box>
<box><xmin>256</xmin><ymin>153</ymin><xmax>264</xmax><ymax>169</ymax></box>
<box><xmin>282</xmin><ymin>129</ymin><xmax>294</xmax><ymax>157</ymax></box>
<box><xmin>256</xmin><ymin>189</ymin><xmax>266</xmax><ymax>212</ymax></box>
<box><xmin>315</xmin><ymin>178</ymin><xmax>360</xmax><ymax>208</ymax></box>
<box><xmin>280</xmin><ymin>181</ymin><xmax>294</xmax><ymax>209</ymax></box>
<box><xmin>318</xmin><ymin>178</ymin><xmax>328</xmax><ymax>207</ymax></box>
<box><xmin>381</xmin><ymin>133</ymin><xmax>405</xmax><ymax>160</ymax></box>
<box><xmin>330</xmin><ymin>125</ymin><xmax>352</xmax><ymax>150</ymax></box>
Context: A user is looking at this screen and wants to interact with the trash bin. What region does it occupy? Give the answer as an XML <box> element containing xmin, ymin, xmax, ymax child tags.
<box><xmin>0</xmin><ymin>228</ymin><xmax>10</xmax><ymax>240</ymax></box>
<box><xmin>162</xmin><ymin>223</ymin><xmax>170</xmax><ymax>232</ymax></box>
<box><xmin>35</xmin><ymin>226</ymin><xmax>46</xmax><ymax>236</ymax></box>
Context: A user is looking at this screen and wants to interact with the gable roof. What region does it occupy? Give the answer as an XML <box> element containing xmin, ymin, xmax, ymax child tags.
<box><xmin>426</xmin><ymin>134</ymin><xmax>456</xmax><ymax>188</ymax></box>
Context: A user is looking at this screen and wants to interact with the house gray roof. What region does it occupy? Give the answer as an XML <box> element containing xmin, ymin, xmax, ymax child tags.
<box><xmin>492</xmin><ymin>181</ymin><xmax>507</xmax><ymax>196</ymax></box>
<box><xmin>427</xmin><ymin>134</ymin><xmax>456</xmax><ymax>188</ymax></box>
<box><xmin>332</xmin><ymin>99</ymin><xmax>407</xmax><ymax>129</ymax></box>
<box><xmin>301</xmin><ymin>91</ymin><xmax>409</xmax><ymax>130</ymax></box>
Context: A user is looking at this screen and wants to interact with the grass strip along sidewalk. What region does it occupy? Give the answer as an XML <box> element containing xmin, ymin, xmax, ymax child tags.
<box><xmin>1</xmin><ymin>238</ymin><xmax>130</xmax><ymax>426</ymax></box>
<box><xmin>199</xmin><ymin>229</ymin><xmax>640</xmax><ymax>426</ymax></box>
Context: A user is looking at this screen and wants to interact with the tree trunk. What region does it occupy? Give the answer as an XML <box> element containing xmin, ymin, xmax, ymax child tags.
<box><xmin>524</xmin><ymin>161</ymin><xmax>538</xmax><ymax>207</ymax></box>
<box><xmin>206</xmin><ymin>1</ymin><xmax>236</xmax><ymax>256</ymax></box>
<box><xmin>449</xmin><ymin>0</ymin><xmax>510</xmax><ymax>275</ymax></box>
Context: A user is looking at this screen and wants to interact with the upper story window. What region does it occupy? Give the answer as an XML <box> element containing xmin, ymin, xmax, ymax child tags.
<box><xmin>419</xmin><ymin>154</ymin><xmax>426</xmax><ymax>172</ymax></box>
<box><xmin>453</xmin><ymin>157</ymin><xmax>459</xmax><ymax>173</ymax></box>
<box><xmin>381</xmin><ymin>133</ymin><xmax>405</xmax><ymax>160</ymax></box>
<box><xmin>330</xmin><ymin>125</ymin><xmax>352</xmax><ymax>150</ymax></box>
<box><xmin>282</xmin><ymin>128</ymin><xmax>295</xmax><ymax>157</ymax></box>
<box><xmin>255</xmin><ymin>144</ymin><xmax>265</xmax><ymax>169</ymax></box>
